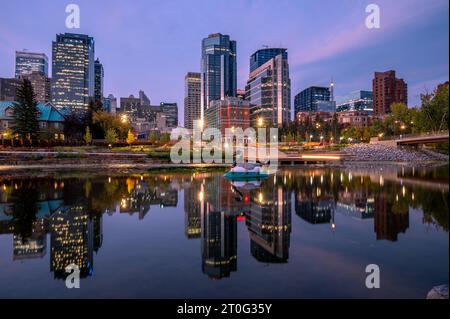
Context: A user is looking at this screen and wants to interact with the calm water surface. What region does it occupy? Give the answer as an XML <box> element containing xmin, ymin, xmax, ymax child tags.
<box><xmin>0</xmin><ymin>166</ymin><xmax>448</xmax><ymax>298</ymax></box>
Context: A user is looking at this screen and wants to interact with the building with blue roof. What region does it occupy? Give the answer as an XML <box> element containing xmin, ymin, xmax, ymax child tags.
<box><xmin>0</xmin><ymin>101</ymin><xmax>67</xmax><ymax>139</ymax></box>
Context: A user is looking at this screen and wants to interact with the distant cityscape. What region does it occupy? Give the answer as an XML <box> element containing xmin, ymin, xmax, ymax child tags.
<box><xmin>0</xmin><ymin>31</ymin><xmax>409</xmax><ymax>140</ymax></box>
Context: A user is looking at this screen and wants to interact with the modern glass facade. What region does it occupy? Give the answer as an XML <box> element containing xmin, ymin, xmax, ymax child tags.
<box><xmin>249</xmin><ymin>48</ymin><xmax>288</xmax><ymax>73</ymax></box>
<box><xmin>52</xmin><ymin>33</ymin><xmax>95</xmax><ymax>110</ymax></box>
<box><xmin>294</xmin><ymin>86</ymin><xmax>331</xmax><ymax>113</ymax></box>
<box><xmin>94</xmin><ymin>58</ymin><xmax>104</xmax><ymax>102</ymax></box>
<box><xmin>184</xmin><ymin>72</ymin><xmax>201</xmax><ymax>130</ymax></box>
<box><xmin>201</xmin><ymin>33</ymin><xmax>237</xmax><ymax>115</ymax></box>
<box><xmin>336</xmin><ymin>90</ymin><xmax>373</xmax><ymax>113</ymax></box>
<box><xmin>245</xmin><ymin>50</ymin><xmax>291</xmax><ymax>127</ymax></box>
<box><xmin>15</xmin><ymin>51</ymin><xmax>48</xmax><ymax>78</ymax></box>
<box><xmin>160</xmin><ymin>102</ymin><xmax>178</xmax><ymax>128</ymax></box>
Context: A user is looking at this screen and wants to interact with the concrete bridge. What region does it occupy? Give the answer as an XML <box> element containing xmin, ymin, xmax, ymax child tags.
<box><xmin>396</xmin><ymin>131</ymin><xmax>449</xmax><ymax>146</ymax></box>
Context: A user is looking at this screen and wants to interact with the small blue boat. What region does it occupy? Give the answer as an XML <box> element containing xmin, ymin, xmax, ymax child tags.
<box><xmin>224</xmin><ymin>163</ymin><xmax>268</xmax><ymax>181</ymax></box>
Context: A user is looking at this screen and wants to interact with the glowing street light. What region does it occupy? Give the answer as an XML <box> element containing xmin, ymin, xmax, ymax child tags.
<box><xmin>257</xmin><ymin>117</ymin><xmax>264</xmax><ymax>127</ymax></box>
<box><xmin>121</xmin><ymin>114</ymin><xmax>128</xmax><ymax>123</ymax></box>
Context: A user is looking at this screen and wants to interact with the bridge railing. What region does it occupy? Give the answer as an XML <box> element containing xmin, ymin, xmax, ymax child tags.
<box><xmin>380</xmin><ymin>130</ymin><xmax>449</xmax><ymax>141</ymax></box>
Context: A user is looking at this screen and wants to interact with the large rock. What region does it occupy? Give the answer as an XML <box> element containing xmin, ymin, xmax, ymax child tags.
<box><xmin>426</xmin><ymin>285</ymin><xmax>449</xmax><ymax>299</ymax></box>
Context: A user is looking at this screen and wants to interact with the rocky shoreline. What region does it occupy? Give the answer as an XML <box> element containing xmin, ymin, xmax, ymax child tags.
<box><xmin>342</xmin><ymin>144</ymin><xmax>448</xmax><ymax>162</ymax></box>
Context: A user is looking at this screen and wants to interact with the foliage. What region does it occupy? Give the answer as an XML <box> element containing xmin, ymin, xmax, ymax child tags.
<box><xmin>92</xmin><ymin>111</ymin><xmax>131</xmax><ymax>140</ymax></box>
<box><xmin>160</xmin><ymin>132</ymin><xmax>170</xmax><ymax>145</ymax></box>
<box><xmin>12</xmin><ymin>79</ymin><xmax>39</xmax><ymax>140</ymax></box>
<box><xmin>84</xmin><ymin>126</ymin><xmax>92</xmax><ymax>145</ymax></box>
<box><xmin>105</xmin><ymin>128</ymin><xmax>118</xmax><ymax>145</ymax></box>
<box><xmin>126</xmin><ymin>129</ymin><xmax>136</xmax><ymax>145</ymax></box>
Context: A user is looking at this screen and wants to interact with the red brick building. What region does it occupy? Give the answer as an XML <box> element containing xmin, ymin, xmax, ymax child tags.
<box><xmin>372</xmin><ymin>70</ymin><xmax>407</xmax><ymax>115</ymax></box>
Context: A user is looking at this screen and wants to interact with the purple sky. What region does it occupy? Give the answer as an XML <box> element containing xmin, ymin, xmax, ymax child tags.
<box><xmin>0</xmin><ymin>0</ymin><xmax>448</xmax><ymax>125</ymax></box>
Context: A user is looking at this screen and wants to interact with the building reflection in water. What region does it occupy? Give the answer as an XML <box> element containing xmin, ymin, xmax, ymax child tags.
<box><xmin>199</xmin><ymin>176</ymin><xmax>238</xmax><ymax>279</ymax></box>
<box><xmin>0</xmin><ymin>175</ymin><xmax>180</xmax><ymax>281</ymax></box>
<box><xmin>246</xmin><ymin>177</ymin><xmax>291</xmax><ymax>263</ymax></box>
<box><xmin>0</xmin><ymin>167</ymin><xmax>447</xmax><ymax>283</ymax></box>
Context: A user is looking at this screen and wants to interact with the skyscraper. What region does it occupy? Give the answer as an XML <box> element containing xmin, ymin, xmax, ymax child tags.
<box><xmin>21</xmin><ymin>71</ymin><xmax>51</xmax><ymax>103</ymax></box>
<box><xmin>15</xmin><ymin>51</ymin><xmax>48</xmax><ymax>78</ymax></box>
<box><xmin>51</xmin><ymin>33</ymin><xmax>95</xmax><ymax>110</ymax></box>
<box><xmin>94</xmin><ymin>58</ymin><xmax>104</xmax><ymax>102</ymax></box>
<box><xmin>201</xmin><ymin>33</ymin><xmax>237</xmax><ymax>117</ymax></box>
<box><xmin>294</xmin><ymin>86</ymin><xmax>332</xmax><ymax>113</ymax></box>
<box><xmin>249</xmin><ymin>48</ymin><xmax>288</xmax><ymax>73</ymax></box>
<box><xmin>184</xmin><ymin>72</ymin><xmax>201</xmax><ymax>129</ymax></box>
<box><xmin>160</xmin><ymin>102</ymin><xmax>178</xmax><ymax>128</ymax></box>
<box><xmin>0</xmin><ymin>77</ymin><xmax>22</xmax><ymax>101</ymax></box>
<box><xmin>373</xmin><ymin>70</ymin><xmax>408</xmax><ymax>115</ymax></box>
<box><xmin>245</xmin><ymin>48</ymin><xmax>291</xmax><ymax>127</ymax></box>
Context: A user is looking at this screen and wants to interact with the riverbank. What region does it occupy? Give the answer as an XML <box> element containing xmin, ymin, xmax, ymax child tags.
<box><xmin>0</xmin><ymin>144</ymin><xmax>448</xmax><ymax>177</ymax></box>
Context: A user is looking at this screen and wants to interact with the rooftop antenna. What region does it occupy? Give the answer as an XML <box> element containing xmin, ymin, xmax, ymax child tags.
<box><xmin>330</xmin><ymin>77</ymin><xmax>335</xmax><ymax>102</ymax></box>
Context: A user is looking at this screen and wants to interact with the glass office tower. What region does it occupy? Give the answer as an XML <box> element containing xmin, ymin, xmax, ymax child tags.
<box><xmin>294</xmin><ymin>86</ymin><xmax>331</xmax><ymax>113</ymax></box>
<box><xmin>245</xmin><ymin>48</ymin><xmax>291</xmax><ymax>127</ymax></box>
<box><xmin>15</xmin><ymin>51</ymin><xmax>48</xmax><ymax>78</ymax></box>
<box><xmin>249</xmin><ymin>48</ymin><xmax>288</xmax><ymax>73</ymax></box>
<box><xmin>200</xmin><ymin>33</ymin><xmax>237</xmax><ymax>118</ymax></box>
<box><xmin>94</xmin><ymin>58</ymin><xmax>104</xmax><ymax>102</ymax></box>
<box><xmin>52</xmin><ymin>33</ymin><xmax>95</xmax><ymax>110</ymax></box>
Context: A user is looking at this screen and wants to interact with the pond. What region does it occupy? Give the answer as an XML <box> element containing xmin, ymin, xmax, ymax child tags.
<box><xmin>0</xmin><ymin>166</ymin><xmax>448</xmax><ymax>298</ymax></box>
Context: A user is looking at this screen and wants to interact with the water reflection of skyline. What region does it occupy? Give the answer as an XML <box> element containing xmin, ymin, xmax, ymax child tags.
<box><xmin>0</xmin><ymin>167</ymin><xmax>448</xmax><ymax>282</ymax></box>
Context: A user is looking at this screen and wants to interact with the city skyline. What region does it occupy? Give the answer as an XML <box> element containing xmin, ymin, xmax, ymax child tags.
<box><xmin>0</xmin><ymin>0</ymin><xmax>448</xmax><ymax>125</ymax></box>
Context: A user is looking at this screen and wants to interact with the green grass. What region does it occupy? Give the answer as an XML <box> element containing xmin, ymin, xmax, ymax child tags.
<box><xmin>54</xmin><ymin>153</ymin><xmax>84</xmax><ymax>159</ymax></box>
<box><xmin>30</xmin><ymin>155</ymin><xmax>44</xmax><ymax>161</ymax></box>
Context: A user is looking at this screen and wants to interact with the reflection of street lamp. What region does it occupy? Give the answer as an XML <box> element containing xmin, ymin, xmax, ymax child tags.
<box><xmin>257</xmin><ymin>117</ymin><xmax>264</xmax><ymax>127</ymax></box>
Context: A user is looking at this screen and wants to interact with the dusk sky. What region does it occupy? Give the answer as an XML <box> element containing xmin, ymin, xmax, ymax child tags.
<box><xmin>0</xmin><ymin>0</ymin><xmax>448</xmax><ymax>124</ymax></box>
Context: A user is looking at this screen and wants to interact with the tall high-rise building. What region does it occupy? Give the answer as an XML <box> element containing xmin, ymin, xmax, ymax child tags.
<box><xmin>139</xmin><ymin>90</ymin><xmax>151</xmax><ymax>105</ymax></box>
<box><xmin>249</xmin><ymin>48</ymin><xmax>288</xmax><ymax>73</ymax></box>
<box><xmin>294</xmin><ymin>86</ymin><xmax>333</xmax><ymax>113</ymax></box>
<box><xmin>160</xmin><ymin>102</ymin><xmax>178</xmax><ymax>128</ymax></box>
<box><xmin>103</xmin><ymin>94</ymin><xmax>117</xmax><ymax>113</ymax></box>
<box><xmin>0</xmin><ymin>78</ymin><xmax>22</xmax><ymax>101</ymax></box>
<box><xmin>201</xmin><ymin>33</ymin><xmax>237</xmax><ymax>116</ymax></box>
<box><xmin>15</xmin><ymin>51</ymin><xmax>48</xmax><ymax>78</ymax></box>
<box><xmin>184</xmin><ymin>72</ymin><xmax>201</xmax><ymax>129</ymax></box>
<box><xmin>21</xmin><ymin>71</ymin><xmax>51</xmax><ymax>103</ymax></box>
<box><xmin>245</xmin><ymin>48</ymin><xmax>291</xmax><ymax>127</ymax></box>
<box><xmin>52</xmin><ymin>33</ymin><xmax>95</xmax><ymax>110</ymax></box>
<box><xmin>373</xmin><ymin>70</ymin><xmax>407</xmax><ymax>115</ymax></box>
<box><xmin>94</xmin><ymin>58</ymin><xmax>104</xmax><ymax>102</ymax></box>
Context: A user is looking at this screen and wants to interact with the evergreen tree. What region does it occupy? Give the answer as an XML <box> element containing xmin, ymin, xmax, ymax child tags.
<box><xmin>12</xmin><ymin>79</ymin><xmax>39</xmax><ymax>141</ymax></box>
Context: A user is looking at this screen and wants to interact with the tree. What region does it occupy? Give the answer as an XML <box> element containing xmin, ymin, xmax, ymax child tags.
<box><xmin>160</xmin><ymin>132</ymin><xmax>170</xmax><ymax>145</ymax></box>
<box><xmin>105</xmin><ymin>128</ymin><xmax>118</xmax><ymax>145</ymax></box>
<box><xmin>64</xmin><ymin>112</ymin><xmax>84</xmax><ymax>141</ymax></box>
<box><xmin>84</xmin><ymin>126</ymin><xmax>92</xmax><ymax>145</ymax></box>
<box><xmin>92</xmin><ymin>111</ymin><xmax>131</xmax><ymax>140</ymax></box>
<box><xmin>12</xmin><ymin>79</ymin><xmax>39</xmax><ymax>141</ymax></box>
<box><xmin>126</xmin><ymin>129</ymin><xmax>135</xmax><ymax>145</ymax></box>
<box><xmin>331</xmin><ymin>113</ymin><xmax>341</xmax><ymax>142</ymax></box>
<box><xmin>148</xmin><ymin>131</ymin><xmax>158</xmax><ymax>144</ymax></box>
<box><xmin>419</xmin><ymin>82</ymin><xmax>449</xmax><ymax>133</ymax></box>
